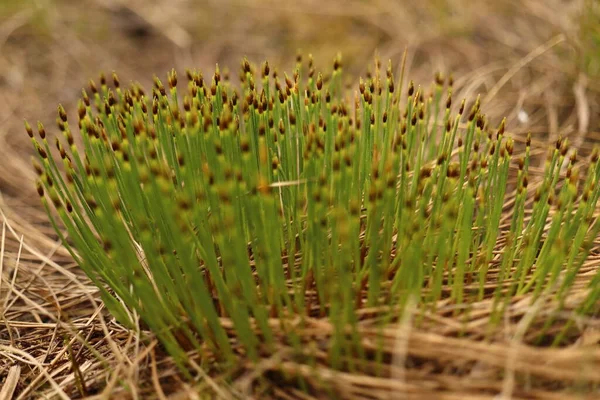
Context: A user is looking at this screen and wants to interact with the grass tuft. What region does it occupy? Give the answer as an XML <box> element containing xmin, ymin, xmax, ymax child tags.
<box><xmin>29</xmin><ymin>55</ymin><xmax>600</xmax><ymax>379</ymax></box>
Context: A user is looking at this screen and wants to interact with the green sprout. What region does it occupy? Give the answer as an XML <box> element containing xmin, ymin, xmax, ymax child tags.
<box><xmin>28</xmin><ymin>55</ymin><xmax>600</xmax><ymax>377</ymax></box>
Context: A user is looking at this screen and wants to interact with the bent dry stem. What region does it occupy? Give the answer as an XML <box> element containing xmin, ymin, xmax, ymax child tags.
<box><xmin>28</xmin><ymin>55</ymin><xmax>600</xmax><ymax>375</ymax></box>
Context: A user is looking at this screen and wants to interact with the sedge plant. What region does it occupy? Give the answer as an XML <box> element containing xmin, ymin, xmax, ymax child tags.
<box><xmin>28</xmin><ymin>55</ymin><xmax>600</xmax><ymax>377</ymax></box>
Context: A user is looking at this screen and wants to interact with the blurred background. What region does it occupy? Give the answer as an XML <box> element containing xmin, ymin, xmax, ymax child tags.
<box><xmin>0</xmin><ymin>0</ymin><xmax>599</xmax><ymax>260</ymax></box>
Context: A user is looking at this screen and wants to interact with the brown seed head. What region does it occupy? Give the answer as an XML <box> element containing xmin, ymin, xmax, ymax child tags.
<box><xmin>58</xmin><ymin>104</ymin><xmax>68</xmax><ymax>122</ymax></box>
<box><xmin>25</xmin><ymin>121</ymin><xmax>33</xmax><ymax>138</ymax></box>
<box><xmin>112</xmin><ymin>71</ymin><xmax>120</xmax><ymax>88</ymax></box>
<box><xmin>37</xmin><ymin>122</ymin><xmax>46</xmax><ymax>139</ymax></box>
<box><xmin>505</xmin><ymin>139</ymin><xmax>514</xmax><ymax>156</ymax></box>
<box><xmin>36</xmin><ymin>181</ymin><xmax>44</xmax><ymax>197</ymax></box>
<box><xmin>89</xmin><ymin>79</ymin><xmax>98</xmax><ymax>94</ymax></box>
<box><xmin>458</xmin><ymin>99</ymin><xmax>465</xmax><ymax>115</ymax></box>
<box><xmin>333</xmin><ymin>55</ymin><xmax>342</xmax><ymax>71</ymax></box>
<box><xmin>168</xmin><ymin>69</ymin><xmax>178</xmax><ymax>89</ymax></box>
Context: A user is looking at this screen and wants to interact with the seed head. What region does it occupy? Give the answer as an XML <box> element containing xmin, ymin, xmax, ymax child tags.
<box><xmin>168</xmin><ymin>69</ymin><xmax>178</xmax><ymax>89</ymax></box>
<box><xmin>505</xmin><ymin>138</ymin><xmax>514</xmax><ymax>156</ymax></box>
<box><xmin>447</xmin><ymin>163</ymin><xmax>460</xmax><ymax>178</ymax></box>
<box><xmin>560</xmin><ymin>139</ymin><xmax>569</xmax><ymax>157</ymax></box>
<box><xmin>89</xmin><ymin>79</ymin><xmax>97</xmax><ymax>94</ymax></box>
<box><xmin>36</xmin><ymin>181</ymin><xmax>44</xmax><ymax>197</ymax></box>
<box><xmin>112</xmin><ymin>72</ymin><xmax>120</xmax><ymax>88</ymax></box>
<box><xmin>333</xmin><ymin>55</ymin><xmax>342</xmax><ymax>71</ymax></box>
<box><xmin>468</xmin><ymin>106</ymin><xmax>477</xmax><ymax>122</ymax></box>
<box><xmin>570</xmin><ymin>150</ymin><xmax>577</xmax><ymax>164</ymax></box>
<box><xmin>37</xmin><ymin>122</ymin><xmax>46</xmax><ymax>140</ymax></box>
<box><xmin>25</xmin><ymin>121</ymin><xmax>33</xmax><ymax>138</ymax></box>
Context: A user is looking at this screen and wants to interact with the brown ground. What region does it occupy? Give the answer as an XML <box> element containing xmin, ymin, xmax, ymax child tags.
<box><xmin>1</xmin><ymin>0</ymin><xmax>599</xmax><ymax>399</ymax></box>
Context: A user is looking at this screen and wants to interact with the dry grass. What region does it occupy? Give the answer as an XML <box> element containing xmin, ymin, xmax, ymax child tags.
<box><xmin>1</xmin><ymin>0</ymin><xmax>599</xmax><ymax>398</ymax></box>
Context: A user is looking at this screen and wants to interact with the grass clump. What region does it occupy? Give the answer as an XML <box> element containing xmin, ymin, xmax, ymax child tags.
<box><xmin>28</xmin><ymin>54</ymin><xmax>600</xmax><ymax>379</ymax></box>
